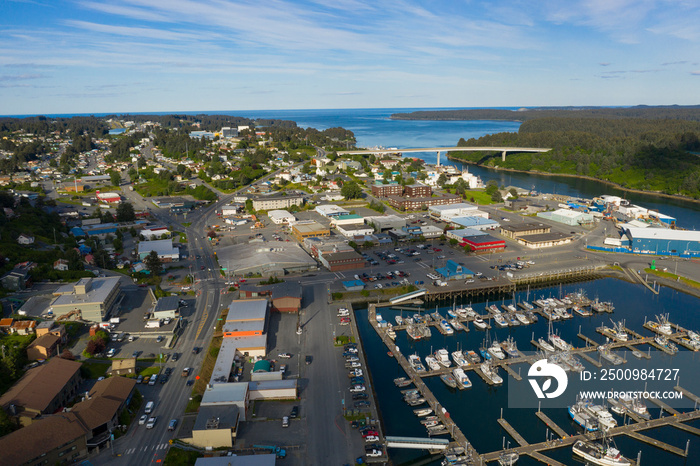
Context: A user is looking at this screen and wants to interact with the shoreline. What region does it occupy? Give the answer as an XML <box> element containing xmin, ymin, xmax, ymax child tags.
<box><xmin>447</xmin><ymin>155</ymin><xmax>700</xmax><ymax>207</ymax></box>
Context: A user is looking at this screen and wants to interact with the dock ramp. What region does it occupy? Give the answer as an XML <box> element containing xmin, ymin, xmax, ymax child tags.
<box><xmin>385</xmin><ymin>436</ymin><xmax>449</xmax><ymax>450</ymax></box>
<box><xmin>390</xmin><ymin>289</ymin><xmax>427</xmax><ymax>305</ymax></box>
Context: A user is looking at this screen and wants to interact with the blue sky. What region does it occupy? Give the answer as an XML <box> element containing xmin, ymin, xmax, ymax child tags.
<box><xmin>1</xmin><ymin>0</ymin><xmax>699</xmax><ymax>115</ymax></box>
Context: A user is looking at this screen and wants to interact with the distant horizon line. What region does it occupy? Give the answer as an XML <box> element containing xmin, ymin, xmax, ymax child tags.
<box><xmin>5</xmin><ymin>104</ymin><xmax>691</xmax><ymax>119</ymax></box>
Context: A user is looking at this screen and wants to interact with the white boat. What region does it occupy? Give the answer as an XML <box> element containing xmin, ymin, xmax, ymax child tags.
<box><xmin>425</xmin><ymin>355</ymin><xmax>441</xmax><ymax>371</ymax></box>
<box><xmin>404</xmin><ymin>317</ymin><xmax>414</xmax><ymax>325</ymax></box>
<box><xmin>584</xmin><ymin>403</ymin><xmax>617</xmax><ymax>430</ymax></box>
<box><xmin>449</xmin><ymin>318</ymin><xmax>465</xmax><ymax>332</ymax></box>
<box><xmin>439</xmin><ymin>319</ymin><xmax>454</xmax><ymax>335</ymax></box>
<box><xmin>654</xmin><ymin>335</ymin><xmax>678</xmax><ymax>353</ymax></box>
<box><xmin>549</xmin><ymin>333</ymin><xmax>573</xmax><ymax>351</ymax></box>
<box><xmin>493</xmin><ymin>313</ymin><xmax>509</xmax><ymax>328</ymax></box>
<box><xmin>488</xmin><ymin>340</ymin><xmax>506</xmax><ymax>360</ymax></box>
<box><xmin>518</xmin><ymin>301</ymin><xmax>534</xmax><ymax>310</ymax></box>
<box><xmin>451</xmin><ymin>350</ymin><xmax>468</xmax><ymax>367</ymax></box>
<box><xmin>688</xmin><ymin>330</ymin><xmax>700</xmax><ymax>341</ymax></box>
<box><xmin>395</xmin><ymin>315</ymin><xmax>403</xmax><ymax>325</ymax></box>
<box><xmin>561</xmin><ymin>352</ymin><xmax>584</xmax><ymax>372</ymax></box>
<box><xmin>465</xmin><ymin>306</ymin><xmax>477</xmax><ymax>318</ymax></box>
<box><xmin>515</xmin><ymin>313</ymin><xmax>529</xmax><ymax>325</ymax></box>
<box><xmin>466</xmin><ymin>350</ymin><xmax>481</xmax><ymax>364</ymax></box>
<box><xmin>375</xmin><ymin>313</ymin><xmax>383</xmax><ymax>322</ymax></box>
<box><xmin>413</xmin><ymin>407</ymin><xmax>433</xmax><ymax>417</ymax></box>
<box><xmin>498</xmin><ymin>452</ymin><xmax>520</xmax><ymax>466</ymax></box>
<box><xmin>473</xmin><ymin>316</ymin><xmax>488</xmax><ymax>330</ymax></box>
<box><xmin>480</xmin><ymin>362</ymin><xmax>503</xmax><ymax>384</ymax></box>
<box><xmin>507</xmin><ymin>313</ymin><xmax>520</xmax><ymax>326</ymax></box>
<box><xmin>572</xmin><ymin>440</ymin><xmax>631</xmax><ymax>466</ymax></box>
<box><xmin>573</xmin><ymin>305</ymin><xmax>593</xmax><ymax>317</ymax></box>
<box><xmin>680</xmin><ymin>336</ymin><xmax>700</xmax><ymax>351</ymax></box>
<box><xmin>619</xmin><ymin>394</ymin><xmax>650</xmax><ymax>420</ymax></box>
<box><xmin>447</xmin><ymin>309</ymin><xmax>458</xmax><ymax>319</ymax></box>
<box><xmin>648</xmin><ymin>314</ymin><xmax>673</xmax><ymax>335</ymax></box>
<box><xmin>436</xmin><ymin>349</ymin><xmax>452</xmax><ymax>367</ymax></box>
<box><xmin>569</xmin><ymin>400</ymin><xmax>599</xmax><ymax>432</ymax></box>
<box><xmin>452</xmin><ymin>367</ymin><xmax>472</xmax><ymax>389</ymax></box>
<box><xmin>387</xmin><ymin>328</ymin><xmax>396</xmax><ymax>340</ymax></box>
<box><xmin>538</xmin><ymin>337</ymin><xmax>555</xmax><ymax>352</ymax></box>
<box><xmin>409</xmin><ymin>354</ymin><xmax>426</xmax><ymax>372</ymax></box>
<box><xmin>454</xmin><ymin>306</ymin><xmax>469</xmax><ymax>318</ymax></box>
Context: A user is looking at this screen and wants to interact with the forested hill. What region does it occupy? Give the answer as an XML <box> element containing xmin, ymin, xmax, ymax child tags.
<box><xmin>449</xmin><ymin>117</ymin><xmax>700</xmax><ymax>199</ymax></box>
<box><xmin>391</xmin><ymin>106</ymin><xmax>700</xmax><ymax>122</ymax></box>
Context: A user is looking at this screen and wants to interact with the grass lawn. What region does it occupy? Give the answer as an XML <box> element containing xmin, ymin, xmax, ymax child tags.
<box><xmin>645</xmin><ymin>268</ymin><xmax>700</xmax><ymax>289</ymax></box>
<box><xmin>163</xmin><ymin>447</ymin><xmax>202</xmax><ymax>466</ymax></box>
<box><xmin>185</xmin><ymin>336</ymin><xmax>223</xmax><ymax>412</ymax></box>
<box><xmin>138</xmin><ymin>366</ymin><xmax>162</xmax><ymax>377</ymax></box>
<box><xmin>465</xmin><ymin>189</ymin><xmax>497</xmax><ymax>205</ymax></box>
<box><xmin>82</xmin><ymin>361</ymin><xmax>111</xmax><ymax>379</ymax></box>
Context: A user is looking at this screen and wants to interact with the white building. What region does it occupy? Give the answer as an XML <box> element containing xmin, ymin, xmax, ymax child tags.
<box><xmin>140</xmin><ymin>227</ymin><xmax>171</xmax><ymax>240</ymax></box>
<box><xmin>267</xmin><ymin>210</ymin><xmax>296</xmax><ymax>225</ymax></box>
<box><xmin>336</xmin><ymin>224</ymin><xmax>375</xmax><ymax>238</ymax></box>
<box><xmin>429</xmin><ymin>203</ymin><xmax>488</xmax><ymax>221</ymax></box>
<box><xmin>137</xmin><ymin>239</ymin><xmax>180</xmax><ymax>262</ymax></box>
<box><xmin>315</xmin><ymin>204</ymin><xmax>350</xmax><ymax>218</ymax></box>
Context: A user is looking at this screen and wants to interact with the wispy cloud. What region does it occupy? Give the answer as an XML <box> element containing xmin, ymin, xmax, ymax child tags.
<box><xmin>0</xmin><ymin>74</ymin><xmax>44</xmax><ymax>81</ymax></box>
<box><xmin>599</xmin><ymin>62</ymin><xmax>611</xmax><ymax>66</ymax></box>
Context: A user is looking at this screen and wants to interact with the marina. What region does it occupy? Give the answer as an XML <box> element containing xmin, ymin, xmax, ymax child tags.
<box><xmin>358</xmin><ymin>278</ymin><xmax>700</xmax><ymax>465</ymax></box>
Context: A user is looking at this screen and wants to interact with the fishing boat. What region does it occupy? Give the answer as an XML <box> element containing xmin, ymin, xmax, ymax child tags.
<box><xmin>573</xmin><ymin>305</ymin><xmax>593</xmax><ymax>317</ymax></box>
<box><xmin>488</xmin><ymin>340</ymin><xmax>506</xmax><ymax>360</ymax></box>
<box><xmin>466</xmin><ymin>350</ymin><xmax>481</xmax><ymax>364</ymax></box>
<box><xmin>538</xmin><ymin>337</ymin><xmax>555</xmax><ymax>352</ymax></box>
<box><xmin>451</xmin><ymin>350</ymin><xmax>468</xmax><ymax>367</ymax></box>
<box><xmin>680</xmin><ymin>336</ymin><xmax>700</xmax><ymax>351</ymax></box>
<box><xmin>584</xmin><ymin>403</ymin><xmax>617</xmax><ymax>430</ymax></box>
<box><xmin>515</xmin><ymin>312</ymin><xmax>529</xmax><ymax>325</ymax></box>
<box><xmin>654</xmin><ymin>335</ymin><xmax>678</xmax><ymax>353</ymax></box>
<box><xmin>479</xmin><ymin>346</ymin><xmax>491</xmax><ymax>361</ymax></box>
<box><xmin>526</xmin><ymin>310</ymin><xmax>538</xmax><ymax>323</ymax></box>
<box><xmin>618</xmin><ymin>393</ymin><xmax>650</xmax><ymax>420</ymax></box>
<box><xmin>413</xmin><ymin>407</ymin><xmax>433</xmax><ymax>417</ymax></box>
<box><xmin>436</xmin><ymin>349</ymin><xmax>452</xmax><ymax>367</ymax></box>
<box><xmin>480</xmin><ymin>361</ymin><xmax>503</xmax><ymax>384</ymax></box>
<box><xmin>473</xmin><ymin>316</ymin><xmax>488</xmax><ymax>330</ymax></box>
<box><xmin>465</xmin><ymin>306</ymin><xmax>477</xmax><ymax>318</ymax></box>
<box><xmin>406</xmin><ymin>397</ymin><xmax>426</xmax><ymax>406</ymax></box>
<box><xmin>431</xmin><ymin>311</ymin><xmax>443</xmax><ymax>322</ymax></box>
<box><xmin>394</xmin><ymin>377</ymin><xmax>412</xmax><ymax>387</ymax></box>
<box><xmin>387</xmin><ymin>328</ymin><xmax>396</xmax><ymax>340</ymax></box>
<box><xmin>413</xmin><ymin>313</ymin><xmax>424</xmax><ymax>323</ymax></box>
<box><xmin>555</xmin><ymin>307</ymin><xmax>573</xmax><ymax>319</ymax></box>
<box><xmin>561</xmin><ymin>352</ymin><xmax>584</xmax><ymax>372</ymax></box>
<box><xmin>549</xmin><ymin>333</ymin><xmax>573</xmax><ymax>351</ymax></box>
<box><xmin>395</xmin><ymin>315</ymin><xmax>403</xmax><ymax>325</ymax></box>
<box><xmin>507</xmin><ymin>313</ymin><xmax>520</xmax><ymax>326</ymax></box>
<box><xmin>501</xmin><ymin>336</ymin><xmax>519</xmax><ymax>358</ymax></box>
<box><xmin>542</xmin><ymin>307</ymin><xmax>560</xmax><ymax>321</ymax></box>
<box><xmin>409</xmin><ymin>354</ymin><xmax>426</xmax><ymax>372</ymax></box>
<box><xmin>454</xmin><ymin>306</ymin><xmax>469</xmax><ymax>318</ymax></box>
<box><xmin>648</xmin><ymin>314</ymin><xmax>673</xmax><ymax>335</ymax></box>
<box><xmin>598</xmin><ymin>344</ymin><xmax>624</xmax><ymax>365</ymax></box>
<box><xmin>689</xmin><ymin>330</ymin><xmax>700</xmax><ymax>341</ymax></box>
<box><xmin>424</xmin><ymin>314</ymin><xmax>433</xmax><ymax>323</ymax></box>
<box><xmin>405</xmin><ymin>317</ymin><xmax>414</xmax><ymax>325</ymax></box>
<box><xmin>572</xmin><ymin>439</ymin><xmax>631</xmax><ymax>466</ymax></box>
<box><xmin>568</xmin><ymin>400</ymin><xmax>599</xmax><ymax>432</ymax></box>
<box><xmin>439</xmin><ymin>319</ymin><xmax>455</xmax><ymax>335</ymax></box>
<box><xmin>449</xmin><ymin>318</ymin><xmax>465</xmax><ymax>332</ymax></box>
<box><xmin>610</xmin><ymin>320</ymin><xmax>628</xmax><ymax>341</ymax></box>
<box><xmin>440</xmin><ymin>373</ymin><xmax>458</xmax><ymax>388</ymax></box>
<box><xmin>425</xmin><ymin>355</ymin><xmax>441</xmax><ymax>371</ymax></box>
<box><xmin>407</xmin><ymin>325</ymin><xmax>423</xmax><ymax>341</ymax></box>
<box><xmin>591</xmin><ymin>299</ymin><xmax>615</xmax><ymax>313</ymax></box>
<box><xmin>452</xmin><ymin>367</ymin><xmax>472</xmax><ymax>389</ymax></box>
<box><xmin>518</xmin><ymin>301</ymin><xmax>534</xmax><ymax>310</ymax></box>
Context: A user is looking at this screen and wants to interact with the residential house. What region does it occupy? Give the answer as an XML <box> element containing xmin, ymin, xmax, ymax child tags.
<box><xmin>54</xmin><ymin>259</ymin><xmax>70</xmax><ymax>271</ymax></box>
<box><xmin>17</xmin><ymin>233</ymin><xmax>35</xmax><ymax>245</ymax></box>
<box><xmin>26</xmin><ymin>333</ymin><xmax>62</xmax><ymax>360</ymax></box>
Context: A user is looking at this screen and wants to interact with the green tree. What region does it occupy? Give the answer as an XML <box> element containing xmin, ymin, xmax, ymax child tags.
<box><xmin>144</xmin><ymin>250</ymin><xmax>163</xmax><ymax>275</ymax></box>
<box><xmin>340</xmin><ymin>181</ymin><xmax>362</xmax><ymax>200</ymax></box>
<box><xmin>491</xmin><ymin>190</ymin><xmax>503</xmax><ymax>202</ymax></box>
<box><xmin>508</xmin><ymin>188</ymin><xmax>519</xmax><ymax>199</ymax></box>
<box><xmin>116</xmin><ymin>201</ymin><xmax>136</xmax><ymax>222</ymax></box>
<box><xmin>109</xmin><ymin>170</ymin><xmax>121</xmax><ymax>187</ymax></box>
<box><xmin>437</xmin><ymin>173</ymin><xmax>447</xmax><ymax>187</ymax></box>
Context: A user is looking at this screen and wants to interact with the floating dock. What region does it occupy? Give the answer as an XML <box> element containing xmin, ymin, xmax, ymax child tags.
<box><xmin>497</xmin><ymin>418</ymin><xmax>529</xmax><ymax>446</ymax></box>
<box><xmin>535</xmin><ymin>411</ymin><xmax>569</xmax><ymax>438</ymax></box>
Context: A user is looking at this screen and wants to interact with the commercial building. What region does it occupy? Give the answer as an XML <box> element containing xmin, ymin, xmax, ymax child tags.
<box><xmin>419</xmin><ymin>225</ymin><xmax>443</xmax><ymax>238</ymax></box>
<box><xmin>221</xmin><ymin>126</ymin><xmax>239</xmax><ymax>138</ymax></box>
<box><xmin>331</xmin><ymin>214</ymin><xmax>364</xmax><ymax>226</ymax></box>
<box><xmin>364</xmin><ymin>214</ymin><xmax>406</xmax><ymax>232</ymax></box>
<box><xmin>449</xmin><ymin>216</ymin><xmax>500</xmax><ymax>231</ymax></box>
<box><xmin>460</xmin><ymin>234</ymin><xmax>506</xmax><ymax>253</ymax></box>
<box><xmin>248</xmin><ymin>379</ymin><xmax>298</xmax><ymax>400</ymax></box>
<box><xmin>222</xmin><ymin>299</ymin><xmax>267</xmax><ymax>338</ymax></box>
<box><xmin>140</xmin><ymin>226</ymin><xmax>171</xmax><ymax>240</ymax></box>
<box><xmin>291</xmin><ymin>221</ymin><xmax>331</xmax><ymax>241</ymax></box>
<box><xmin>0</xmin><ymin>357</ymin><xmax>83</xmax><ymax>426</ymax></box>
<box><xmin>429</xmin><ymin>202</ymin><xmax>486</xmax><ymax>221</ymax></box>
<box><xmin>267</xmin><ymin>209</ymin><xmax>296</xmax><ymax>225</ymax></box>
<box><xmin>500</xmin><ymin>223</ymin><xmax>551</xmax><ymax>239</ymax></box>
<box><xmin>238</xmin><ymin>282</ymin><xmax>303</xmax><ymax>313</ymax></box>
<box><xmin>251</xmin><ymin>195</ymin><xmax>304</xmax><ymax>211</ymax></box>
<box><xmin>436</xmin><ymin>260</ymin><xmax>474</xmax><ymax>281</ymax></box>
<box><xmin>537</xmin><ymin>208</ymin><xmax>594</xmax><ymax>226</ymax></box>
<box><xmin>200</xmin><ymin>383</ymin><xmax>249</xmax><ymax>420</ymax></box>
<box><xmin>221</xmin><ymin>242</ymin><xmax>317</xmax><ymax>277</ymax></box>
<box><xmin>319</xmin><ymin>250</ymin><xmax>366</xmax><ymax>272</ymax></box>
<box><xmin>514</xmin><ymin>232</ymin><xmax>575</xmax><ymax>249</ymax></box>
<box><xmin>137</xmin><ymin>238</ymin><xmax>180</xmax><ymax>262</ymax></box>
<box><xmin>623</xmin><ymin>227</ymin><xmax>700</xmax><ymax>255</ymax></box>
<box><xmin>304</xmin><ymin>236</ymin><xmax>355</xmax><ymax>258</ymax></box>
<box><xmin>446</xmin><ymin>228</ymin><xmax>488</xmax><ymax>242</ymax></box>
<box><xmin>153</xmin><ymin>296</ymin><xmax>180</xmax><ymax>319</ymax></box>
<box><xmin>186</xmin><ymin>405</ymin><xmax>240</xmax><ymax>449</ymax></box>
<box><xmin>50</xmin><ymin>277</ymin><xmax>121</xmax><ymax>323</ymax></box>
<box><xmin>336</xmin><ymin>223</ymin><xmax>375</xmax><ymax>238</ymax></box>
<box><xmin>315</xmin><ymin>204</ymin><xmax>350</xmax><ymax>218</ymax></box>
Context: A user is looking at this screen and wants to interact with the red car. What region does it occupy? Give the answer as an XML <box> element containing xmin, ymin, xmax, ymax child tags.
<box><xmin>433</xmin><ymin>248</ymin><xmax>442</xmax><ymax>252</ymax></box>
<box><xmin>340</xmin><ymin>317</ymin><xmax>351</xmax><ymax>323</ymax></box>
<box><xmin>200</xmin><ymin>265</ymin><xmax>205</xmax><ymax>270</ymax></box>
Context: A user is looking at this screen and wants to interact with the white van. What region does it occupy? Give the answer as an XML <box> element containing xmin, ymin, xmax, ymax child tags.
<box><xmin>145</xmin><ymin>401</ymin><xmax>154</xmax><ymax>414</ymax></box>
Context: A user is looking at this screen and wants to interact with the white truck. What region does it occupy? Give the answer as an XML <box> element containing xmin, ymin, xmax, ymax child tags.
<box><xmin>109</xmin><ymin>317</ymin><xmax>120</xmax><ymax>325</ymax></box>
<box><xmin>145</xmin><ymin>320</ymin><xmax>161</xmax><ymax>328</ymax></box>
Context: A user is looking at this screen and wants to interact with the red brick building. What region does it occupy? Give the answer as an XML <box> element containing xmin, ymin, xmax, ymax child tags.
<box><xmin>319</xmin><ymin>250</ymin><xmax>365</xmax><ymax>272</ymax></box>
<box><xmin>403</xmin><ymin>183</ymin><xmax>431</xmax><ymax>198</ymax></box>
<box><xmin>371</xmin><ymin>182</ymin><xmax>403</xmax><ymax>197</ymax></box>
<box><xmin>387</xmin><ymin>194</ymin><xmax>461</xmax><ymax>211</ymax></box>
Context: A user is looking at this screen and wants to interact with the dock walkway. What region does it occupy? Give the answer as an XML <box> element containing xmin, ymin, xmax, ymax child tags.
<box><xmin>497</xmin><ymin>418</ymin><xmax>529</xmax><ymax>446</ymax></box>
<box><xmin>535</xmin><ymin>411</ymin><xmax>569</xmax><ymax>438</ymax></box>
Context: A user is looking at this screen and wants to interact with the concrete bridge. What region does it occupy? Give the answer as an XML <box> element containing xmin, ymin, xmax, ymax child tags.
<box><xmin>336</xmin><ymin>146</ymin><xmax>551</xmax><ymax>162</ymax></box>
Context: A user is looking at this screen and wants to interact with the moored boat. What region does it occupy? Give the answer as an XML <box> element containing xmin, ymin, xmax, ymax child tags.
<box><xmin>572</xmin><ymin>439</ymin><xmax>631</xmax><ymax>466</ymax></box>
<box><xmin>501</xmin><ymin>336</ymin><xmax>519</xmax><ymax>358</ymax></box>
<box><xmin>538</xmin><ymin>337</ymin><xmax>555</xmax><ymax>352</ymax></box>
<box><xmin>425</xmin><ymin>355</ymin><xmax>441</xmax><ymax>371</ymax></box>
<box><xmin>488</xmin><ymin>340</ymin><xmax>506</xmax><ymax>360</ymax></box>
<box><xmin>436</xmin><ymin>349</ymin><xmax>452</xmax><ymax>367</ymax></box>
<box><xmin>394</xmin><ymin>377</ymin><xmax>412</xmax><ymax>387</ymax></box>
<box><xmin>439</xmin><ymin>319</ymin><xmax>455</xmax><ymax>335</ymax></box>
<box><xmin>568</xmin><ymin>400</ymin><xmax>599</xmax><ymax>432</ymax></box>
<box><xmin>440</xmin><ymin>373</ymin><xmax>458</xmax><ymax>388</ymax></box>
<box><xmin>406</xmin><ymin>325</ymin><xmax>423</xmax><ymax>341</ymax></box>
<box><xmin>598</xmin><ymin>344</ymin><xmax>624</xmax><ymax>365</ymax></box>
<box><xmin>480</xmin><ymin>361</ymin><xmax>503</xmax><ymax>384</ymax></box>
<box><xmin>413</xmin><ymin>407</ymin><xmax>433</xmax><ymax>417</ymax></box>
<box><xmin>452</xmin><ymin>367</ymin><xmax>472</xmax><ymax>389</ymax></box>
<box><xmin>515</xmin><ymin>312</ymin><xmax>529</xmax><ymax>325</ymax></box>
<box><xmin>449</xmin><ymin>318</ymin><xmax>465</xmax><ymax>332</ymax></box>
<box><xmin>451</xmin><ymin>350</ymin><xmax>468</xmax><ymax>367</ymax></box>
<box><xmin>549</xmin><ymin>333</ymin><xmax>573</xmax><ymax>351</ymax></box>
<box><xmin>473</xmin><ymin>316</ymin><xmax>488</xmax><ymax>330</ymax></box>
<box><xmin>409</xmin><ymin>354</ymin><xmax>426</xmax><ymax>372</ymax></box>
<box><xmin>466</xmin><ymin>350</ymin><xmax>481</xmax><ymax>364</ymax></box>
<box><xmin>395</xmin><ymin>315</ymin><xmax>403</xmax><ymax>325</ymax></box>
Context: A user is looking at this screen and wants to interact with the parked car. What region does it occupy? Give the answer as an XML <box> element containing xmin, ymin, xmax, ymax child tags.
<box><xmin>355</xmin><ymin>400</ymin><xmax>370</xmax><ymax>408</ymax></box>
<box><xmin>305</xmin><ymin>355</ymin><xmax>313</xmax><ymax>365</ymax></box>
<box><xmin>278</xmin><ymin>352</ymin><xmax>292</xmax><ymax>359</ymax></box>
<box><xmin>192</xmin><ymin>347</ymin><xmax>200</xmax><ymax>354</ymax></box>
<box><xmin>352</xmin><ymin>393</ymin><xmax>368</xmax><ymax>400</ymax></box>
<box><xmin>282</xmin><ymin>416</ymin><xmax>289</xmax><ymax>428</ymax></box>
<box><xmin>290</xmin><ymin>406</ymin><xmax>299</xmax><ymax>418</ymax></box>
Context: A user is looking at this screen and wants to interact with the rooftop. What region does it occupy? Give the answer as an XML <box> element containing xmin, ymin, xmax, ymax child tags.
<box><xmin>51</xmin><ymin>276</ymin><xmax>120</xmax><ymax>307</ymax></box>
<box><xmin>154</xmin><ymin>296</ymin><xmax>180</xmax><ymax>313</ymax></box>
<box><xmin>193</xmin><ymin>405</ymin><xmax>239</xmax><ymax>432</ymax></box>
<box><xmin>226</xmin><ymin>299</ymin><xmax>268</xmax><ymax>322</ymax></box>
<box><xmin>500</xmin><ymin>222</ymin><xmax>550</xmax><ymax>232</ymax></box>
<box><xmin>201</xmin><ymin>382</ymin><xmax>248</xmax><ymax>406</ymax></box>
<box><xmin>0</xmin><ymin>358</ymin><xmax>82</xmax><ymax>413</ymax></box>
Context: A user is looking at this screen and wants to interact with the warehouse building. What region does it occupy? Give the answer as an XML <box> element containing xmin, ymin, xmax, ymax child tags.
<box><xmin>319</xmin><ymin>250</ymin><xmax>366</xmax><ymax>272</ymax></box>
<box><xmin>537</xmin><ymin>208</ymin><xmax>594</xmax><ymax>226</ymax></box>
<box><xmin>291</xmin><ymin>221</ymin><xmax>331</xmax><ymax>241</ymax></box>
<box><xmin>446</xmin><ymin>228</ymin><xmax>488</xmax><ymax>242</ymax></box>
<box><xmin>267</xmin><ymin>209</ymin><xmax>296</xmax><ymax>225</ymax></box>
<box><xmin>623</xmin><ymin>227</ymin><xmax>700</xmax><ymax>255</ymax></box>
<box><xmin>500</xmin><ymin>223</ymin><xmax>551</xmax><ymax>239</ymax></box>
<box><xmin>515</xmin><ymin>232</ymin><xmax>574</xmax><ymax>249</ymax></box>
<box><xmin>449</xmin><ymin>216</ymin><xmax>500</xmax><ymax>231</ymax></box>
<box><xmin>364</xmin><ymin>214</ymin><xmax>406</xmax><ymax>232</ymax></box>
<box><xmin>429</xmin><ymin>202</ymin><xmax>487</xmax><ymax>221</ymax></box>
<box><xmin>315</xmin><ymin>204</ymin><xmax>350</xmax><ymax>218</ymax></box>
<box><xmin>460</xmin><ymin>234</ymin><xmax>506</xmax><ymax>254</ymax></box>
<box><xmin>137</xmin><ymin>239</ymin><xmax>180</xmax><ymax>262</ymax></box>
<box><xmin>220</xmin><ymin>242</ymin><xmax>317</xmax><ymax>277</ymax></box>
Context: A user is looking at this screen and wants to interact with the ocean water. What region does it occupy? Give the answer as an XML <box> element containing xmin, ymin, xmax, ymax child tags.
<box><xmin>356</xmin><ymin>279</ymin><xmax>700</xmax><ymax>465</ymax></box>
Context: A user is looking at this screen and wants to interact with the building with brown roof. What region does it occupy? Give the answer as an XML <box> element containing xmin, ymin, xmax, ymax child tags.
<box><xmin>26</xmin><ymin>333</ymin><xmax>61</xmax><ymax>361</ymax></box>
<box><xmin>0</xmin><ymin>317</ymin><xmax>13</xmax><ymax>334</ymax></box>
<box><xmin>10</xmin><ymin>320</ymin><xmax>36</xmax><ymax>335</ymax></box>
<box><xmin>387</xmin><ymin>194</ymin><xmax>460</xmax><ymax>211</ymax></box>
<box><xmin>108</xmin><ymin>358</ymin><xmax>137</xmax><ymax>376</ymax></box>
<box><xmin>0</xmin><ymin>357</ymin><xmax>82</xmax><ymax>426</ymax></box>
<box><xmin>35</xmin><ymin>320</ymin><xmax>66</xmax><ymax>343</ymax></box>
<box><xmin>318</xmin><ymin>250</ymin><xmax>365</xmax><ymax>272</ymax></box>
<box><xmin>0</xmin><ymin>412</ymin><xmax>89</xmax><ymax>465</ymax></box>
